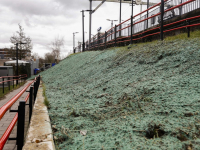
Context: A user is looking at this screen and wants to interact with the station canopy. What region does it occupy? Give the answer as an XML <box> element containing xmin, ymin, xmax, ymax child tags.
<box><xmin>5</xmin><ymin>60</ymin><xmax>29</xmax><ymax>66</ymax></box>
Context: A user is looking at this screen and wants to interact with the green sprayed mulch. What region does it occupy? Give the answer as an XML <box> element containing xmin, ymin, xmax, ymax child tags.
<box><xmin>41</xmin><ymin>37</ymin><xmax>200</xmax><ymax>150</ymax></box>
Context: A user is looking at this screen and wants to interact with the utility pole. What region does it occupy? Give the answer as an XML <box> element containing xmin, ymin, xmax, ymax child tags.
<box><xmin>81</xmin><ymin>10</ymin><xmax>92</xmax><ymax>52</ymax></box>
<box><xmin>160</xmin><ymin>0</ymin><xmax>164</xmax><ymax>41</ymax></box>
<box><xmin>131</xmin><ymin>0</ymin><xmax>134</xmax><ymax>17</ymax></box>
<box><xmin>89</xmin><ymin>0</ymin><xmax>92</xmax><ymax>50</ymax></box>
<box><xmin>15</xmin><ymin>42</ymin><xmax>26</xmax><ymax>85</ymax></box>
<box><xmin>107</xmin><ymin>19</ymin><xmax>118</xmax><ymax>40</ymax></box>
<box><xmin>16</xmin><ymin>43</ymin><xmax>18</xmax><ymax>85</ymax></box>
<box><xmin>73</xmin><ymin>32</ymin><xmax>79</xmax><ymax>53</ymax></box>
<box><xmin>119</xmin><ymin>0</ymin><xmax>122</xmax><ymax>37</ymax></box>
<box><xmin>147</xmin><ymin>0</ymin><xmax>149</xmax><ymax>29</ymax></box>
<box><xmin>81</xmin><ymin>10</ymin><xmax>85</xmax><ymax>52</ymax></box>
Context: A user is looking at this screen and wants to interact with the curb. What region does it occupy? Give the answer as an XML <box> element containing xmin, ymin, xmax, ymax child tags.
<box><xmin>22</xmin><ymin>83</ymin><xmax>55</xmax><ymax>150</ymax></box>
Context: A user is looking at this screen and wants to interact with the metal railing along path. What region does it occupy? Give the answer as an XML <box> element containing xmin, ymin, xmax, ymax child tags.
<box><xmin>0</xmin><ymin>74</ymin><xmax>27</xmax><ymax>94</ymax></box>
<box><xmin>0</xmin><ymin>75</ymin><xmax>41</xmax><ymax>150</ymax></box>
<box><xmin>76</xmin><ymin>0</ymin><xmax>199</xmax><ymax>52</ymax></box>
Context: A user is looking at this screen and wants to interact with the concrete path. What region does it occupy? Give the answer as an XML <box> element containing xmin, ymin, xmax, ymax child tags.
<box><xmin>23</xmin><ymin>84</ymin><xmax>55</xmax><ymax>150</ymax></box>
<box><xmin>0</xmin><ymin>81</ymin><xmax>34</xmax><ymax>150</ymax></box>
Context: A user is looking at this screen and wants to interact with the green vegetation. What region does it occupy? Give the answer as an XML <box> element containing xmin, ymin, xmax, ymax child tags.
<box><xmin>39</xmin><ymin>30</ymin><xmax>200</xmax><ymax>149</ymax></box>
<box><xmin>0</xmin><ymin>82</ymin><xmax>26</xmax><ymax>99</ymax></box>
<box><xmin>42</xmin><ymin>83</ymin><xmax>50</xmax><ymax>108</ymax></box>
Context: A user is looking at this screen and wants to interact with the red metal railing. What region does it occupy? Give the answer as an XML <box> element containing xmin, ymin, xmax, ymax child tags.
<box><xmin>0</xmin><ymin>74</ymin><xmax>27</xmax><ymax>93</ymax></box>
<box><xmin>0</xmin><ymin>76</ymin><xmax>40</xmax><ymax>150</ymax></box>
<box><xmin>84</xmin><ymin>0</ymin><xmax>199</xmax><ymax>51</ymax></box>
<box><xmin>0</xmin><ymin>80</ymin><xmax>33</xmax><ymax>120</ymax></box>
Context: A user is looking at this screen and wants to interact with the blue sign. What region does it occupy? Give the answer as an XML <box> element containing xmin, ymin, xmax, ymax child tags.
<box><xmin>97</xmin><ymin>27</ymin><xmax>102</xmax><ymax>32</ymax></box>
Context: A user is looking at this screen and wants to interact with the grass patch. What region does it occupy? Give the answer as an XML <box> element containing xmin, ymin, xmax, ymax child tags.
<box><xmin>114</xmin><ymin>30</ymin><xmax>200</xmax><ymax>60</ymax></box>
<box><xmin>42</xmin><ymin>83</ymin><xmax>50</xmax><ymax>108</ymax></box>
<box><xmin>0</xmin><ymin>82</ymin><xmax>26</xmax><ymax>99</ymax></box>
<box><xmin>165</xmin><ymin>30</ymin><xmax>200</xmax><ymax>41</ymax></box>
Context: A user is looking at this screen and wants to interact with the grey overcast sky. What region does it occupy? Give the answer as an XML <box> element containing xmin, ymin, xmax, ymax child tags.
<box><xmin>0</xmin><ymin>0</ymin><xmax>158</xmax><ymax>58</ymax></box>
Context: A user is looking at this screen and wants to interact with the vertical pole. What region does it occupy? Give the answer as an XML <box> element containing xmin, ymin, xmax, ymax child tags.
<box><xmin>73</xmin><ymin>33</ymin><xmax>75</xmax><ymax>53</ymax></box>
<box><xmin>115</xmin><ymin>25</ymin><xmax>117</xmax><ymax>47</ymax></box>
<box><xmin>3</xmin><ymin>78</ymin><xmax>4</xmax><ymax>93</ymax></box>
<box><xmin>16</xmin><ymin>43</ymin><xmax>19</xmax><ymax>85</ymax></box>
<box><xmin>34</xmin><ymin>82</ymin><xmax>37</xmax><ymax>101</ymax></box>
<box><xmin>29</xmin><ymin>87</ymin><xmax>33</xmax><ymax>122</ymax></box>
<box><xmin>180</xmin><ymin>0</ymin><xmax>182</xmax><ymax>16</ymax></box>
<box><xmin>131</xmin><ymin>16</ymin><xmax>133</xmax><ymax>44</ymax></box>
<box><xmin>119</xmin><ymin>0</ymin><xmax>122</xmax><ymax>37</ymax></box>
<box><xmin>13</xmin><ymin>77</ymin><xmax>14</xmax><ymax>89</ymax></box>
<box><xmin>8</xmin><ymin>77</ymin><xmax>10</xmax><ymax>91</ymax></box>
<box><xmin>187</xmin><ymin>20</ymin><xmax>190</xmax><ymax>37</ymax></box>
<box><xmin>98</xmin><ymin>32</ymin><xmax>100</xmax><ymax>50</ymax></box>
<box><xmin>17</xmin><ymin>101</ymin><xmax>25</xmax><ymax>150</ymax></box>
<box><xmin>111</xmin><ymin>21</ymin><xmax>113</xmax><ymax>40</ymax></box>
<box><xmin>160</xmin><ymin>0</ymin><xmax>164</xmax><ymax>41</ymax></box>
<box><xmin>131</xmin><ymin>0</ymin><xmax>133</xmax><ymax>17</ymax></box>
<box><xmin>89</xmin><ymin>0</ymin><xmax>92</xmax><ymax>50</ymax></box>
<box><xmin>147</xmin><ymin>0</ymin><xmax>149</xmax><ymax>29</ymax></box>
<box><xmin>105</xmin><ymin>31</ymin><xmax>107</xmax><ymax>49</ymax></box>
<box><xmin>82</xmin><ymin>11</ymin><xmax>85</xmax><ymax>52</ymax></box>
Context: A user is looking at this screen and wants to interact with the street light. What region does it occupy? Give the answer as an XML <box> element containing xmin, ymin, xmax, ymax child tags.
<box><xmin>15</xmin><ymin>42</ymin><xmax>26</xmax><ymax>85</ymax></box>
<box><xmin>73</xmin><ymin>32</ymin><xmax>79</xmax><ymax>53</ymax></box>
<box><xmin>81</xmin><ymin>10</ymin><xmax>92</xmax><ymax>52</ymax></box>
<box><xmin>107</xmin><ymin>19</ymin><xmax>118</xmax><ymax>40</ymax></box>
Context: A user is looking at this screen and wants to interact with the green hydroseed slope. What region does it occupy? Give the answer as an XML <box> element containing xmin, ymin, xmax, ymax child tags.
<box><xmin>41</xmin><ymin>37</ymin><xmax>200</xmax><ymax>150</ymax></box>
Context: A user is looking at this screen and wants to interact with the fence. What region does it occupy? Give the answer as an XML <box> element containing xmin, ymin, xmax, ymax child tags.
<box><xmin>0</xmin><ymin>74</ymin><xmax>27</xmax><ymax>94</ymax></box>
<box><xmin>76</xmin><ymin>0</ymin><xmax>200</xmax><ymax>52</ymax></box>
<box><xmin>0</xmin><ymin>75</ymin><xmax>40</xmax><ymax>150</ymax></box>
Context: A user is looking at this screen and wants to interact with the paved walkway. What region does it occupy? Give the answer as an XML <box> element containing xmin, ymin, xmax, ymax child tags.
<box><xmin>0</xmin><ymin>81</ymin><xmax>34</xmax><ymax>150</ymax></box>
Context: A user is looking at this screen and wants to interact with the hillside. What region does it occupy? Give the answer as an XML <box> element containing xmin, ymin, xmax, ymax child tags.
<box><xmin>40</xmin><ymin>32</ymin><xmax>200</xmax><ymax>150</ymax></box>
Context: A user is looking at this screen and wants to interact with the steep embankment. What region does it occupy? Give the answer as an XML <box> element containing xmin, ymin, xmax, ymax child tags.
<box><xmin>41</xmin><ymin>35</ymin><xmax>200</xmax><ymax>149</ymax></box>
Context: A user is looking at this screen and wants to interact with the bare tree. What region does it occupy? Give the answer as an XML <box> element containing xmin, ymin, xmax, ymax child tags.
<box><xmin>32</xmin><ymin>52</ymin><xmax>40</xmax><ymax>59</ymax></box>
<box><xmin>10</xmin><ymin>24</ymin><xmax>33</xmax><ymax>60</ymax></box>
<box><xmin>44</xmin><ymin>52</ymin><xmax>55</xmax><ymax>63</ymax></box>
<box><xmin>49</xmin><ymin>36</ymin><xmax>64</xmax><ymax>63</ymax></box>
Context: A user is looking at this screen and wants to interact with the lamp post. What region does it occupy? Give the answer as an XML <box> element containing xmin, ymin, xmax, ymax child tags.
<box><xmin>15</xmin><ymin>42</ymin><xmax>26</xmax><ymax>85</ymax></box>
<box><xmin>119</xmin><ymin>0</ymin><xmax>122</xmax><ymax>37</ymax></box>
<box><xmin>107</xmin><ymin>19</ymin><xmax>118</xmax><ymax>40</ymax></box>
<box><xmin>81</xmin><ymin>10</ymin><xmax>92</xmax><ymax>52</ymax></box>
<box><xmin>73</xmin><ymin>32</ymin><xmax>79</xmax><ymax>53</ymax></box>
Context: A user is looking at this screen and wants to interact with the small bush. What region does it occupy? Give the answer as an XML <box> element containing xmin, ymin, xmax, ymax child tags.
<box><xmin>42</xmin><ymin>83</ymin><xmax>50</xmax><ymax>108</ymax></box>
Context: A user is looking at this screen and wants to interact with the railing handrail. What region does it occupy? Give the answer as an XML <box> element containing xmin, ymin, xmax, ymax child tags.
<box><xmin>0</xmin><ymin>75</ymin><xmax>36</xmax><ymax>150</ymax></box>
<box><xmin>0</xmin><ymin>75</ymin><xmax>40</xmax><ymax>150</ymax></box>
<box><xmin>0</xmin><ymin>74</ymin><xmax>27</xmax><ymax>78</ymax></box>
<box><xmin>0</xmin><ymin>79</ymin><xmax>35</xmax><ymax>120</ymax></box>
<box><xmin>0</xmin><ymin>114</ymin><xmax>18</xmax><ymax>150</ymax></box>
<box><xmin>79</xmin><ymin>0</ymin><xmax>199</xmax><ymax>52</ymax></box>
<box><xmin>0</xmin><ymin>74</ymin><xmax>27</xmax><ymax>85</ymax></box>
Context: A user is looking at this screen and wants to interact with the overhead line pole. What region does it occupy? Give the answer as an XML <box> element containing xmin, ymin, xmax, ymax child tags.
<box><xmin>89</xmin><ymin>0</ymin><xmax>92</xmax><ymax>50</ymax></box>
<box><xmin>147</xmin><ymin>0</ymin><xmax>149</xmax><ymax>29</ymax></box>
<box><xmin>131</xmin><ymin>0</ymin><xmax>133</xmax><ymax>16</ymax></box>
<box><xmin>160</xmin><ymin>0</ymin><xmax>164</xmax><ymax>41</ymax></box>
<box><xmin>81</xmin><ymin>10</ymin><xmax>85</xmax><ymax>52</ymax></box>
<box><xmin>119</xmin><ymin>0</ymin><xmax>122</xmax><ymax>37</ymax></box>
<box><xmin>131</xmin><ymin>0</ymin><xmax>134</xmax><ymax>44</ymax></box>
